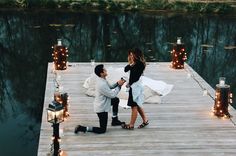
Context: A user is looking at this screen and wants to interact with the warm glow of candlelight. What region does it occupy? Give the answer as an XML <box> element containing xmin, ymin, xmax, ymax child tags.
<box><xmin>171</xmin><ymin>42</ymin><xmax>187</xmax><ymax>69</ymax></box>
<box><xmin>52</xmin><ymin>40</ymin><xmax>68</xmax><ymax>70</ymax></box>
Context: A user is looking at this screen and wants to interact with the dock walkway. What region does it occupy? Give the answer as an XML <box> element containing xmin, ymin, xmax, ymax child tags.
<box><xmin>38</xmin><ymin>62</ymin><xmax>236</xmax><ymax>156</ymax></box>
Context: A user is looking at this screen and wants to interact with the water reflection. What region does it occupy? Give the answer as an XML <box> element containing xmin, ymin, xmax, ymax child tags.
<box><xmin>0</xmin><ymin>10</ymin><xmax>49</xmax><ymax>155</ymax></box>
<box><xmin>0</xmin><ymin>10</ymin><xmax>235</xmax><ymax>156</ymax></box>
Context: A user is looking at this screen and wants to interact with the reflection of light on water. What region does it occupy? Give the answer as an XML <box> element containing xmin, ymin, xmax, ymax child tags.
<box><xmin>201</xmin><ymin>44</ymin><xmax>214</xmax><ymax>53</ymax></box>
<box><xmin>145</xmin><ymin>42</ymin><xmax>153</xmax><ymax>45</ymax></box>
<box><xmin>64</xmin><ymin>24</ymin><xmax>75</xmax><ymax>27</ymax></box>
<box><xmin>201</xmin><ymin>44</ymin><xmax>214</xmax><ymax>48</ymax></box>
<box><xmin>49</xmin><ymin>24</ymin><xmax>62</xmax><ymax>27</ymax></box>
<box><xmin>33</xmin><ymin>26</ymin><xmax>41</xmax><ymax>28</ymax></box>
<box><xmin>167</xmin><ymin>42</ymin><xmax>175</xmax><ymax>45</ymax></box>
<box><xmin>224</xmin><ymin>46</ymin><xmax>236</xmax><ymax>50</ymax></box>
<box><xmin>49</xmin><ymin>24</ymin><xmax>78</xmax><ymax>27</ymax></box>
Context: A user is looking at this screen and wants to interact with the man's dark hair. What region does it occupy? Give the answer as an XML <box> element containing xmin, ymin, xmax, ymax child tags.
<box><xmin>94</xmin><ymin>64</ymin><xmax>104</xmax><ymax>77</ymax></box>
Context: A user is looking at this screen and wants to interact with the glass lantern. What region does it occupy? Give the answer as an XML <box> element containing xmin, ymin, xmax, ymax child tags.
<box><xmin>177</xmin><ymin>37</ymin><xmax>182</xmax><ymax>44</ymax></box>
<box><xmin>90</xmin><ymin>59</ymin><xmax>95</xmax><ymax>66</ymax></box>
<box><xmin>47</xmin><ymin>101</ymin><xmax>64</xmax><ymax>124</ymax></box>
<box><xmin>219</xmin><ymin>77</ymin><xmax>226</xmax><ymax>86</ymax></box>
<box><xmin>57</xmin><ymin>38</ymin><xmax>62</xmax><ymax>46</ymax></box>
<box><xmin>52</xmin><ymin>38</ymin><xmax>68</xmax><ymax>70</ymax></box>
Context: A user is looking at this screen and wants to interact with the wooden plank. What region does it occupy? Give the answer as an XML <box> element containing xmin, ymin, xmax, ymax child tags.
<box><xmin>37</xmin><ymin>62</ymin><xmax>236</xmax><ymax>156</ymax></box>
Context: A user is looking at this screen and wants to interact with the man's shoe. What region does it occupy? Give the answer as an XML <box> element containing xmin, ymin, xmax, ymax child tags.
<box><xmin>111</xmin><ymin>117</ymin><xmax>125</xmax><ymax>126</ymax></box>
<box><xmin>74</xmin><ymin>125</ymin><xmax>86</xmax><ymax>134</ymax></box>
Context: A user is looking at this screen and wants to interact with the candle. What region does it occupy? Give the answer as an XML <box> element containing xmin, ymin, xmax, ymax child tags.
<box><xmin>177</xmin><ymin>37</ymin><xmax>181</xmax><ymax>44</ymax></box>
<box><xmin>187</xmin><ymin>73</ymin><xmax>191</xmax><ymax>78</ymax></box>
<box><xmin>203</xmin><ymin>89</ymin><xmax>208</xmax><ymax>96</ymax></box>
<box><xmin>91</xmin><ymin>59</ymin><xmax>95</xmax><ymax>66</ymax></box>
<box><xmin>57</xmin><ymin>39</ymin><xmax>62</xmax><ymax>46</ymax></box>
<box><xmin>219</xmin><ymin>77</ymin><xmax>225</xmax><ymax>86</ymax></box>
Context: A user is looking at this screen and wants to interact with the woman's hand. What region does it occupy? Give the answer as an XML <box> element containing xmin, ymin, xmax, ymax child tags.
<box><xmin>128</xmin><ymin>56</ymin><xmax>134</xmax><ymax>65</ymax></box>
<box><xmin>128</xmin><ymin>52</ymin><xmax>135</xmax><ymax>65</ymax></box>
<box><xmin>128</xmin><ymin>55</ymin><xmax>132</xmax><ymax>64</ymax></box>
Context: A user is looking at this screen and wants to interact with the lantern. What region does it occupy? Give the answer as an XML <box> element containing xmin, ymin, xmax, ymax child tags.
<box><xmin>52</xmin><ymin>39</ymin><xmax>68</xmax><ymax>70</ymax></box>
<box><xmin>47</xmin><ymin>101</ymin><xmax>64</xmax><ymax>156</ymax></box>
<box><xmin>171</xmin><ymin>37</ymin><xmax>187</xmax><ymax>69</ymax></box>
<box><xmin>47</xmin><ymin>101</ymin><xmax>64</xmax><ymax>124</ymax></box>
<box><xmin>213</xmin><ymin>77</ymin><xmax>232</xmax><ymax>118</ymax></box>
<box><xmin>54</xmin><ymin>92</ymin><xmax>70</xmax><ymax>118</ymax></box>
<box><xmin>90</xmin><ymin>59</ymin><xmax>95</xmax><ymax>66</ymax></box>
<box><xmin>219</xmin><ymin>77</ymin><xmax>226</xmax><ymax>86</ymax></box>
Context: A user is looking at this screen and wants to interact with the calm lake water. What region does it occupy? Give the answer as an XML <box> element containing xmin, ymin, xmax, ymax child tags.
<box><xmin>0</xmin><ymin>10</ymin><xmax>236</xmax><ymax>156</ymax></box>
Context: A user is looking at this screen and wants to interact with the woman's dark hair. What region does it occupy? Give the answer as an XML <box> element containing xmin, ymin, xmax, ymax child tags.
<box><xmin>94</xmin><ymin>64</ymin><xmax>104</xmax><ymax>77</ymax></box>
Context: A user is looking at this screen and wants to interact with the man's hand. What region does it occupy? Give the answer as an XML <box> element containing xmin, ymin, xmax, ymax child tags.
<box><xmin>117</xmin><ymin>79</ymin><xmax>125</xmax><ymax>86</ymax></box>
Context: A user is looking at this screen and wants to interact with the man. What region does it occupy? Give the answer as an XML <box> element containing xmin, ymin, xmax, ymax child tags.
<box><xmin>74</xmin><ymin>64</ymin><xmax>125</xmax><ymax>134</ymax></box>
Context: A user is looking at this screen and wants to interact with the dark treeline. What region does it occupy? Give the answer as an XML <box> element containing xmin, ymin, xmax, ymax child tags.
<box><xmin>0</xmin><ymin>0</ymin><xmax>235</xmax><ymax>14</ymax></box>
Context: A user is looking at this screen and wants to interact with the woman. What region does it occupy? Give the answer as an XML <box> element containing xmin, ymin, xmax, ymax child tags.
<box><xmin>122</xmin><ymin>48</ymin><xmax>149</xmax><ymax>130</ymax></box>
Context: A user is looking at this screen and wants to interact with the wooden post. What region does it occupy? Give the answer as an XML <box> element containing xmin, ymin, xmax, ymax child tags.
<box><xmin>52</xmin><ymin>123</ymin><xmax>60</xmax><ymax>156</ymax></box>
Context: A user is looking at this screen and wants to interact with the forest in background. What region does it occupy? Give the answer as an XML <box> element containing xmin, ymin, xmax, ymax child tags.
<box><xmin>0</xmin><ymin>0</ymin><xmax>235</xmax><ymax>14</ymax></box>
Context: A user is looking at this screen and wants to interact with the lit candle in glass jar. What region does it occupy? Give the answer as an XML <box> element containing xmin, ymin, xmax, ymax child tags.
<box><xmin>177</xmin><ymin>37</ymin><xmax>181</xmax><ymax>44</ymax></box>
<box><xmin>57</xmin><ymin>39</ymin><xmax>62</xmax><ymax>46</ymax></box>
<box><xmin>91</xmin><ymin>59</ymin><xmax>95</xmax><ymax>66</ymax></box>
<box><xmin>219</xmin><ymin>77</ymin><xmax>225</xmax><ymax>86</ymax></box>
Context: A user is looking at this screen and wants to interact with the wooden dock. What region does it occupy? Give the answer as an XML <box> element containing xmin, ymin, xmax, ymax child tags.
<box><xmin>38</xmin><ymin>62</ymin><xmax>236</xmax><ymax>156</ymax></box>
